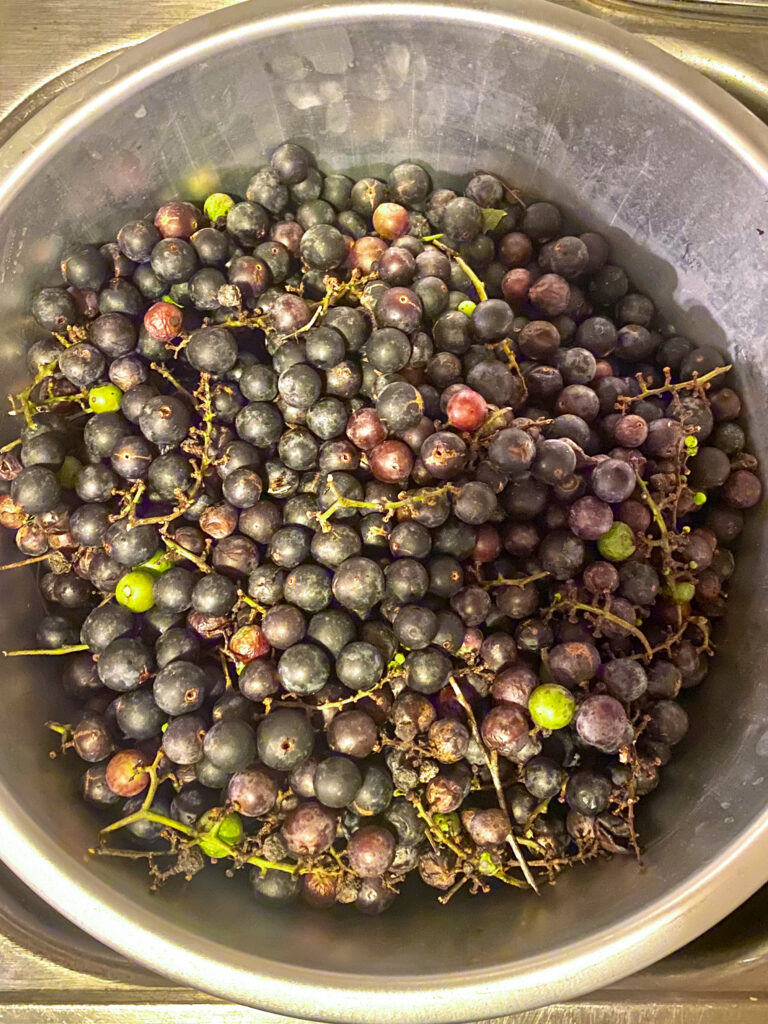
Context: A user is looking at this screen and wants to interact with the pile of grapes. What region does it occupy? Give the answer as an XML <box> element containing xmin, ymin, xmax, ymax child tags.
<box><xmin>1</xmin><ymin>142</ymin><xmax>760</xmax><ymax>914</ymax></box>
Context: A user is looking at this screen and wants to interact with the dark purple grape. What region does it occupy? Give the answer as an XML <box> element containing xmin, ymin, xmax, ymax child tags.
<box><xmin>575</xmin><ymin>695</ymin><xmax>631</xmax><ymax>753</ymax></box>
<box><xmin>565</xmin><ymin>770</ymin><xmax>612</xmax><ymax>815</ymax></box>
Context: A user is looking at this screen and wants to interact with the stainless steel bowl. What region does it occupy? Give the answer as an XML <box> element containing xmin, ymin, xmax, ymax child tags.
<box><xmin>1</xmin><ymin>1</ymin><xmax>767</xmax><ymax>1019</ymax></box>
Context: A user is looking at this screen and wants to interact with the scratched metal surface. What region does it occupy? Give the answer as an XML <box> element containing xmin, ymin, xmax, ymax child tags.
<box><xmin>1</xmin><ymin>0</ymin><xmax>768</xmax><ymax>1020</ymax></box>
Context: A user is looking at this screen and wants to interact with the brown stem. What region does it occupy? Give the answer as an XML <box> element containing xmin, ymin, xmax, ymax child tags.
<box><xmin>482</xmin><ymin>571</ymin><xmax>550</xmax><ymax>590</ymax></box>
<box><xmin>280</xmin><ymin>270</ymin><xmax>376</xmax><ymax>343</ymax></box>
<box><xmin>130</xmin><ymin>489</ymin><xmax>194</xmax><ymax>529</ymax></box>
<box><xmin>0</xmin><ymin>553</ymin><xmax>55</xmax><ymax>572</ymax></box>
<box><xmin>316</xmin><ymin>665</ymin><xmax>402</xmax><ymax>711</ymax></box>
<box><xmin>437</xmin><ymin>874</ymin><xmax>470</xmax><ymax>904</ymax></box>
<box><xmin>550</xmin><ymin>596</ymin><xmax>653</xmax><ymax>660</ymax></box>
<box><xmin>473</xmin><ymin>169</ymin><xmax>527</xmax><ymax>208</ymax></box>
<box><xmin>616</xmin><ymin>364</ymin><xmax>731</xmax><ymax>409</ymax></box>
<box><xmin>635</xmin><ymin>475</ymin><xmax>670</xmax><ymax>557</ymax></box>
<box><xmin>447</xmin><ymin>677</ymin><xmax>539</xmax><ymax>894</ymax></box>
<box><xmin>110</xmin><ymin>480</ymin><xmax>146</xmax><ymax>525</ymax></box>
<box><xmin>150</xmin><ymin>362</ymin><xmax>194</xmax><ymax>401</ymax></box>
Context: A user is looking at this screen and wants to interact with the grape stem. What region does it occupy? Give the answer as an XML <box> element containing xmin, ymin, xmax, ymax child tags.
<box><xmin>3</xmin><ymin>644</ymin><xmax>89</xmax><ymax>657</ymax></box>
<box><xmin>161</xmin><ymin>535</ymin><xmax>211</xmax><ymax>575</ymax></box>
<box><xmin>98</xmin><ymin>749</ymin><xmax>298</xmax><ymax>874</ymax></box>
<box><xmin>423</xmin><ymin>236</ymin><xmax>488</xmax><ymax>301</ymax></box>
<box><xmin>549</xmin><ymin>595</ymin><xmax>654</xmax><ymax>660</ymax></box>
<box><xmin>481</xmin><ymin>571</ymin><xmax>550</xmax><ymax>590</ymax></box>
<box><xmin>635</xmin><ymin>474</ymin><xmax>673</xmax><ymax>562</ymax></box>
<box><xmin>110</xmin><ymin>480</ymin><xmax>146</xmax><ymax>525</ymax></box>
<box><xmin>130</xmin><ymin>372</ymin><xmax>215</xmax><ymax>529</ymax></box>
<box><xmin>632</xmin><ymin>613</ymin><xmax>713</xmax><ymax>663</ymax></box>
<box><xmin>437</xmin><ymin>874</ymin><xmax>471</xmax><ymax>904</ymax></box>
<box><xmin>411</xmin><ymin>796</ymin><xmax>468</xmax><ymax>861</ymax></box>
<box><xmin>9</xmin><ymin>359</ymin><xmax>60</xmax><ymax>428</ymax></box>
<box><xmin>0</xmin><ymin>438</ymin><xmax>22</xmax><ymax>454</ymax></box>
<box><xmin>316</xmin><ymin>657</ymin><xmax>405</xmax><ymax>712</ymax></box>
<box><xmin>498</xmin><ymin>339</ymin><xmax>528</xmax><ymax>397</ymax></box>
<box><xmin>615</xmin><ymin>364</ymin><xmax>731</xmax><ymax>410</ymax></box>
<box><xmin>313</xmin><ymin>478</ymin><xmax>455</xmax><ymax>532</ymax></box>
<box><xmin>237</xmin><ymin>591</ymin><xmax>266</xmax><ymax>615</ymax></box>
<box><xmin>129</xmin><ymin>487</ymin><xmax>194</xmax><ymax>529</ymax></box>
<box><xmin>0</xmin><ymin>553</ymin><xmax>56</xmax><ymax>572</ymax></box>
<box><xmin>220</xmin><ymin>309</ymin><xmax>270</xmax><ymax>332</ymax></box>
<box><xmin>447</xmin><ymin>676</ymin><xmax>539</xmax><ymax>894</ymax></box>
<box><xmin>280</xmin><ymin>269</ymin><xmax>376</xmax><ymax>342</ymax></box>
<box><xmin>150</xmin><ymin>362</ymin><xmax>194</xmax><ymax>401</ymax></box>
<box><xmin>473</xmin><ymin>169</ymin><xmax>527</xmax><ymax>208</ymax></box>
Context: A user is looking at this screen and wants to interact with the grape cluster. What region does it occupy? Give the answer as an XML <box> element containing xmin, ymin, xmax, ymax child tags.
<box><xmin>3</xmin><ymin>141</ymin><xmax>760</xmax><ymax>914</ymax></box>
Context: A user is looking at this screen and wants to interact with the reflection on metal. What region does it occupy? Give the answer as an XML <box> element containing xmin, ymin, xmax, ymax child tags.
<box><xmin>585</xmin><ymin>0</ymin><xmax>768</xmax><ymax>17</ymax></box>
<box><xmin>647</xmin><ymin>36</ymin><xmax>768</xmax><ymax>119</ymax></box>
<box><xmin>611</xmin><ymin>0</ymin><xmax>768</xmax><ymax>14</ymax></box>
<box><xmin>575</xmin><ymin>0</ymin><xmax>768</xmax><ymax>117</ymax></box>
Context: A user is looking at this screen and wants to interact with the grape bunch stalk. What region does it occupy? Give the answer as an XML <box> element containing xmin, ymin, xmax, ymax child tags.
<box><xmin>0</xmin><ymin>140</ymin><xmax>759</xmax><ymax>915</ymax></box>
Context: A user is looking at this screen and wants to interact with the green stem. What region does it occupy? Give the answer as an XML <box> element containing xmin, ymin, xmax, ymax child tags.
<box><xmin>412</xmin><ymin>797</ymin><xmax>468</xmax><ymax>860</ymax></box>
<box><xmin>489</xmin><ymin>866</ymin><xmax>529</xmax><ymax>889</ymax></box>
<box><xmin>314</xmin><ymin>480</ymin><xmax>454</xmax><ymax>531</ymax></box>
<box><xmin>101</xmin><ymin>810</ymin><xmax>195</xmax><ymax>837</ymax></box>
<box><xmin>100</xmin><ymin>808</ymin><xmax>297</xmax><ymax>875</ymax></box>
<box><xmin>9</xmin><ymin>359</ymin><xmax>60</xmax><ymax>428</ymax></box>
<box><xmin>30</xmin><ymin>391</ymin><xmax>87</xmax><ymax>413</ymax></box>
<box><xmin>499</xmin><ymin>339</ymin><xmax>528</xmax><ymax>396</ymax></box>
<box><xmin>237</xmin><ymin>591</ymin><xmax>266</xmax><ymax>615</ymax></box>
<box><xmin>246</xmin><ymin>855</ymin><xmax>298</xmax><ymax>875</ymax></box>
<box><xmin>162</xmin><ymin>536</ymin><xmax>211</xmax><ymax>574</ymax></box>
<box><xmin>315</xmin><ymin>494</ymin><xmax>382</xmax><ymax>529</ymax></box>
<box><xmin>428</xmin><ymin>239</ymin><xmax>487</xmax><ymax>301</ymax></box>
<box><xmin>3</xmin><ymin>644</ymin><xmax>89</xmax><ymax>657</ymax></box>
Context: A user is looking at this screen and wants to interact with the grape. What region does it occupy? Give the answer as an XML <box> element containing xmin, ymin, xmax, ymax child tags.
<box><xmin>565</xmin><ymin>770</ymin><xmax>612</xmax><ymax>815</ymax></box>
<box><xmin>646</xmin><ymin>700</ymin><xmax>689</xmax><ymax>745</ymax></box>
<box><xmin>281</xmin><ymin>801</ymin><xmax>337</xmax><ymax>857</ymax></box>
<box><xmin>227</xmin><ymin>768</ymin><xmax>278</xmax><ymax>817</ymax></box>
<box><xmin>351</xmin><ymin>764</ymin><xmax>393</xmax><ymax>816</ymax></box>
<box><xmin>568</xmin><ymin>496</ymin><xmax>613</xmax><ymax>541</ymax></box>
<box><xmin>528</xmin><ymin>684</ymin><xmax>575</xmax><ymax>729</ymax></box>
<box><xmin>575</xmin><ymin>695</ymin><xmax>631</xmax><ymax>753</ymax></box>
<box><xmin>547</xmin><ymin>642</ymin><xmax>600</xmax><ymax>687</ymax></box>
<box><xmin>480</xmin><ymin>705</ymin><xmax>529</xmax><ymax>759</ymax></box>
<box><xmin>591</xmin><ymin>458</ymin><xmax>636</xmax><ymax>503</ymax></box>
<box><xmin>603</xmin><ymin>659</ymin><xmax>648</xmax><ymax>702</ymax></box>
